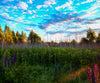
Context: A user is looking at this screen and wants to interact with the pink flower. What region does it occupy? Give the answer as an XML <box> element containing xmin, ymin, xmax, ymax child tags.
<box><xmin>94</xmin><ymin>64</ymin><xmax>99</xmax><ymax>72</ymax></box>
<box><xmin>87</xmin><ymin>67</ymin><xmax>92</xmax><ymax>79</ymax></box>
<box><xmin>93</xmin><ymin>64</ymin><xmax>99</xmax><ymax>81</ymax></box>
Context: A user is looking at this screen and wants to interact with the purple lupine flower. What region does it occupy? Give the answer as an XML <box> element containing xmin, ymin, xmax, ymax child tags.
<box><xmin>5</xmin><ymin>56</ymin><xmax>8</xmax><ymax>67</ymax></box>
<box><xmin>5</xmin><ymin>59</ymin><xmax>6</xmax><ymax>67</ymax></box>
<box><xmin>94</xmin><ymin>64</ymin><xmax>99</xmax><ymax>81</ymax></box>
<box><xmin>14</xmin><ymin>55</ymin><xmax>16</xmax><ymax>62</ymax></box>
<box><xmin>87</xmin><ymin>67</ymin><xmax>92</xmax><ymax>79</ymax></box>
<box><xmin>92</xmin><ymin>70</ymin><xmax>95</xmax><ymax>83</ymax></box>
<box><xmin>6</xmin><ymin>56</ymin><xmax>8</xmax><ymax>61</ymax></box>
<box><xmin>3</xmin><ymin>69</ymin><xmax>5</xmax><ymax>74</ymax></box>
<box><xmin>8</xmin><ymin>59</ymin><xmax>9</xmax><ymax>67</ymax></box>
<box><xmin>55</xmin><ymin>65</ymin><xmax>57</xmax><ymax>73</ymax></box>
<box><xmin>12</xmin><ymin>57</ymin><xmax>14</xmax><ymax>65</ymax></box>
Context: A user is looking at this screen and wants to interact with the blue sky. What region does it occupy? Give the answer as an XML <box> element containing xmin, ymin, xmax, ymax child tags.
<box><xmin>0</xmin><ymin>0</ymin><xmax>100</xmax><ymax>42</ymax></box>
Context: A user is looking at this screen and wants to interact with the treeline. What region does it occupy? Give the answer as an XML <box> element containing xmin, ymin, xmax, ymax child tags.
<box><xmin>0</xmin><ymin>25</ymin><xmax>41</xmax><ymax>45</ymax></box>
<box><xmin>0</xmin><ymin>25</ymin><xmax>100</xmax><ymax>47</ymax></box>
<box><xmin>48</xmin><ymin>29</ymin><xmax>100</xmax><ymax>47</ymax></box>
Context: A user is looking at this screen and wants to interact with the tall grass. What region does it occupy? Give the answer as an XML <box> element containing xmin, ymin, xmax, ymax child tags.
<box><xmin>0</xmin><ymin>47</ymin><xmax>100</xmax><ymax>83</ymax></box>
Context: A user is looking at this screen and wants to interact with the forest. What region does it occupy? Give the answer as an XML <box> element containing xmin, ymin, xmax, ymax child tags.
<box><xmin>0</xmin><ymin>25</ymin><xmax>100</xmax><ymax>47</ymax></box>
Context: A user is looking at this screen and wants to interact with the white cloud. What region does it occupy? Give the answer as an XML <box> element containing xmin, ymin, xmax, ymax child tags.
<box><xmin>14</xmin><ymin>15</ymin><xmax>18</xmax><ymax>17</ymax></box>
<box><xmin>10</xmin><ymin>23</ymin><xmax>18</xmax><ymax>28</ymax></box>
<box><xmin>28</xmin><ymin>0</ymin><xmax>33</xmax><ymax>4</ymax></box>
<box><xmin>36</xmin><ymin>5</ymin><xmax>42</xmax><ymax>9</ymax></box>
<box><xmin>17</xmin><ymin>1</ymin><xmax>28</xmax><ymax>10</ymax></box>
<box><xmin>80</xmin><ymin>10</ymin><xmax>98</xmax><ymax>18</ymax></box>
<box><xmin>27</xmin><ymin>10</ymin><xmax>32</xmax><ymax>14</ymax></box>
<box><xmin>55</xmin><ymin>0</ymin><xmax>73</xmax><ymax>10</ymax></box>
<box><xmin>36</xmin><ymin>0</ymin><xmax>56</xmax><ymax>9</ymax></box>
<box><xmin>4</xmin><ymin>9</ymin><xmax>9</xmax><ymax>12</ymax></box>
<box><xmin>43</xmin><ymin>33</ymin><xmax>66</xmax><ymax>42</ymax></box>
<box><xmin>32</xmin><ymin>10</ymin><xmax>36</xmax><ymax>13</ymax></box>
<box><xmin>0</xmin><ymin>13</ymin><xmax>13</xmax><ymax>19</ymax></box>
<box><xmin>44</xmin><ymin>0</ymin><xmax>56</xmax><ymax>7</ymax></box>
<box><xmin>13</xmin><ymin>6</ymin><xmax>17</xmax><ymax>9</ymax></box>
<box><xmin>76</xmin><ymin>3</ymin><xmax>80</xmax><ymax>5</ymax></box>
<box><xmin>81</xmin><ymin>0</ymin><xmax>94</xmax><ymax>4</ymax></box>
<box><xmin>26</xmin><ymin>27</ymin><xmax>33</xmax><ymax>31</ymax></box>
<box><xmin>44</xmin><ymin>15</ymin><xmax>49</xmax><ymax>16</ymax></box>
<box><xmin>32</xmin><ymin>15</ymin><xmax>43</xmax><ymax>18</ymax></box>
<box><xmin>15</xmin><ymin>15</ymin><xmax>25</xmax><ymax>22</ymax></box>
<box><xmin>2</xmin><ymin>0</ymin><xmax>14</xmax><ymax>3</ymax></box>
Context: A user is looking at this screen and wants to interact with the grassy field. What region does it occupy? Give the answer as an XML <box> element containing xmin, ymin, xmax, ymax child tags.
<box><xmin>0</xmin><ymin>47</ymin><xmax>100</xmax><ymax>83</ymax></box>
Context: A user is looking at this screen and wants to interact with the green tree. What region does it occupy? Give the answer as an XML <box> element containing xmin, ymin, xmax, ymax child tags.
<box><xmin>19</xmin><ymin>31</ymin><xmax>27</xmax><ymax>44</ymax></box>
<box><xmin>96</xmin><ymin>33</ymin><xmax>100</xmax><ymax>43</ymax></box>
<box><xmin>87</xmin><ymin>28</ymin><xmax>96</xmax><ymax>43</ymax></box>
<box><xmin>16</xmin><ymin>31</ymin><xmax>20</xmax><ymax>43</ymax></box>
<box><xmin>28</xmin><ymin>30</ymin><xmax>41</xmax><ymax>44</ymax></box>
<box><xmin>0</xmin><ymin>25</ymin><xmax>4</xmax><ymax>44</ymax></box>
<box><xmin>12</xmin><ymin>31</ymin><xmax>17</xmax><ymax>43</ymax></box>
<box><xmin>80</xmin><ymin>37</ymin><xmax>89</xmax><ymax>44</ymax></box>
<box><xmin>4</xmin><ymin>25</ymin><xmax>13</xmax><ymax>44</ymax></box>
<box><xmin>71</xmin><ymin>39</ymin><xmax>77</xmax><ymax>44</ymax></box>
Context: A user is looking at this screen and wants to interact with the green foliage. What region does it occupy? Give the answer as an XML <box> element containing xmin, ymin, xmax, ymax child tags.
<box><xmin>19</xmin><ymin>31</ymin><xmax>27</xmax><ymax>44</ymax></box>
<box><xmin>96</xmin><ymin>33</ymin><xmax>100</xmax><ymax>43</ymax></box>
<box><xmin>12</xmin><ymin>31</ymin><xmax>17</xmax><ymax>43</ymax></box>
<box><xmin>87</xmin><ymin>28</ymin><xmax>96</xmax><ymax>43</ymax></box>
<box><xmin>28</xmin><ymin>30</ymin><xmax>41</xmax><ymax>44</ymax></box>
<box><xmin>4</xmin><ymin>25</ymin><xmax>13</xmax><ymax>44</ymax></box>
<box><xmin>0</xmin><ymin>47</ymin><xmax>100</xmax><ymax>83</ymax></box>
<box><xmin>71</xmin><ymin>39</ymin><xmax>77</xmax><ymax>46</ymax></box>
<box><xmin>80</xmin><ymin>37</ymin><xmax>89</xmax><ymax>44</ymax></box>
<box><xmin>0</xmin><ymin>26</ymin><xmax>4</xmax><ymax>44</ymax></box>
<box><xmin>16</xmin><ymin>31</ymin><xmax>20</xmax><ymax>43</ymax></box>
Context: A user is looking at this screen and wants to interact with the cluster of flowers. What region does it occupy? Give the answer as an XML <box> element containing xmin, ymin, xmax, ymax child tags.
<box><xmin>3</xmin><ymin>55</ymin><xmax>16</xmax><ymax>74</ymax></box>
<box><xmin>87</xmin><ymin>64</ymin><xmax>99</xmax><ymax>83</ymax></box>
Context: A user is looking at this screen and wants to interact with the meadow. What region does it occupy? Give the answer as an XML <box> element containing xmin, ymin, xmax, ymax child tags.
<box><xmin>0</xmin><ymin>47</ymin><xmax>100</xmax><ymax>83</ymax></box>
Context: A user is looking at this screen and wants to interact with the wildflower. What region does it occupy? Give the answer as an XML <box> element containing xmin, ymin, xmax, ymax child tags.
<box><xmin>8</xmin><ymin>59</ymin><xmax>9</xmax><ymax>67</ymax></box>
<box><xmin>87</xmin><ymin>67</ymin><xmax>92</xmax><ymax>83</ymax></box>
<box><xmin>92</xmin><ymin>70</ymin><xmax>95</xmax><ymax>83</ymax></box>
<box><xmin>6</xmin><ymin>56</ymin><xmax>8</xmax><ymax>61</ymax></box>
<box><xmin>94</xmin><ymin>64</ymin><xmax>99</xmax><ymax>81</ymax></box>
<box><xmin>3</xmin><ymin>68</ymin><xmax>5</xmax><ymax>74</ymax></box>
<box><xmin>12</xmin><ymin>57</ymin><xmax>14</xmax><ymax>65</ymax></box>
<box><xmin>5</xmin><ymin>56</ymin><xmax>8</xmax><ymax>67</ymax></box>
<box><xmin>55</xmin><ymin>65</ymin><xmax>57</xmax><ymax>73</ymax></box>
<box><xmin>14</xmin><ymin>55</ymin><xmax>16</xmax><ymax>62</ymax></box>
<box><xmin>5</xmin><ymin>59</ymin><xmax>6</xmax><ymax>67</ymax></box>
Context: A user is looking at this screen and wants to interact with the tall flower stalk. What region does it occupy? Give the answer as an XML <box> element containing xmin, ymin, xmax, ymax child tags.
<box><xmin>93</xmin><ymin>64</ymin><xmax>99</xmax><ymax>81</ymax></box>
<box><xmin>55</xmin><ymin>65</ymin><xmax>57</xmax><ymax>76</ymax></box>
<box><xmin>87</xmin><ymin>67</ymin><xmax>92</xmax><ymax>83</ymax></box>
